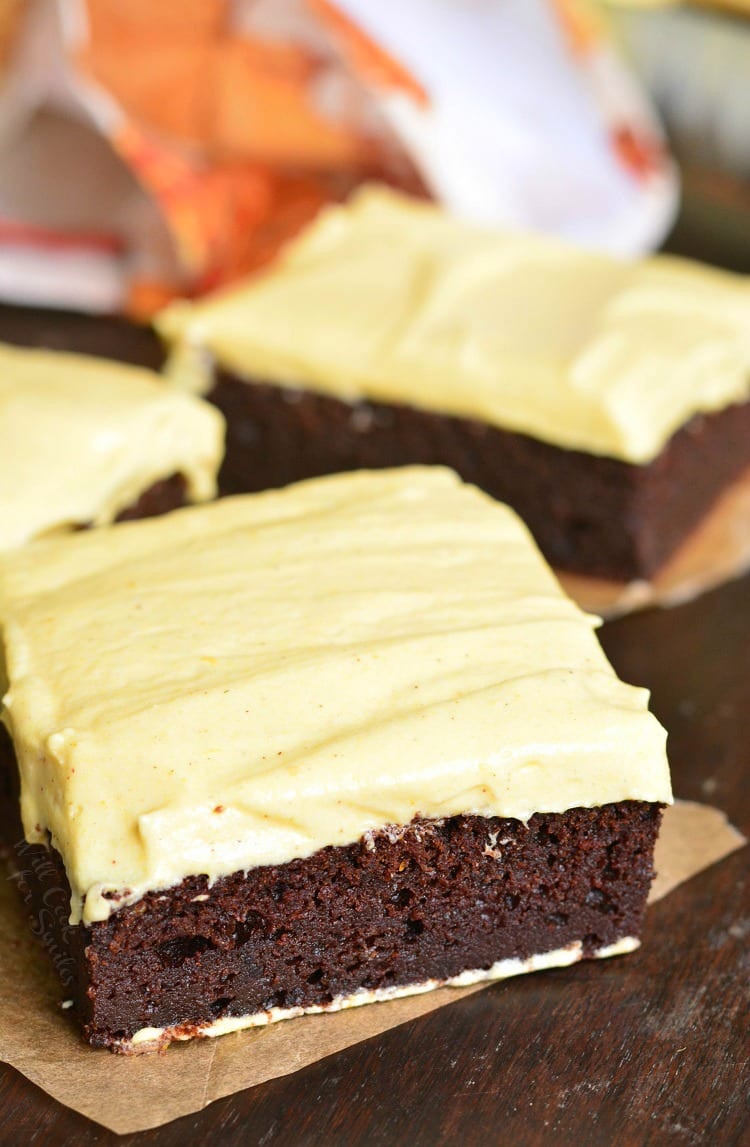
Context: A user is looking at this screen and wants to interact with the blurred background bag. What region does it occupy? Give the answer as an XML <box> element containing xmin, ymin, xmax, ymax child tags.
<box><xmin>0</xmin><ymin>0</ymin><xmax>677</xmax><ymax>315</ymax></box>
<box><xmin>603</xmin><ymin>0</ymin><xmax>750</xmax><ymax>269</ymax></box>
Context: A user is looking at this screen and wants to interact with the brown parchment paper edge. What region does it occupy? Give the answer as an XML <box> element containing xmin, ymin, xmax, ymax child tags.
<box><xmin>558</xmin><ymin>465</ymin><xmax>750</xmax><ymax>618</ymax></box>
<box><xmin>0</xmin><ymin>799</ymin><xmax>745</xmax><ymax>1135</ymax></box>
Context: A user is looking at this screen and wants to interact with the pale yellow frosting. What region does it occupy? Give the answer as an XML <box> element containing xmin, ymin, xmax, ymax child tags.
<box><xmin>0</xmin><ymin>468</ymin><xmax>671</xmax><ymax>925</ymax></box>
<box><xmin>157</xmin><ymin>187</ymin><xmax>750</xmax><ymax>464</ymax></box>
<box><xmin>0</xmin><ymin>342</ymin><xmax>225</xmax><ymax>551</ymax></box>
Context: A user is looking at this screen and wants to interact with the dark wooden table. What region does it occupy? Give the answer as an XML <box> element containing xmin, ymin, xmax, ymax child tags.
<box><xmin>1</xmin><ymin>217</ymin><xmax>749</xmax><ymax>1146</ymax></box>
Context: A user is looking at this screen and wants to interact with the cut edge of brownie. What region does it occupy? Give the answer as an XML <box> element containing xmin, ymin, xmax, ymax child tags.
<box><xmin>68</xmin><ymin>472</ymin><xmax>189</xmax><ymax>534</ymax></box>
<box><xmin>207</xmin><ymin>369</ymin><xmax>750</xmax><ymax>582</ymax></box>
<box><xmin>0</xmin><ymin>731</ymin><xmax>663</xmax><ymax>1055</ymax></box>
<box><xmin>117</xmin><ymin>932</ymin><xmax>641</xmax><ymax>1055</ymax></box>
<box><xmin>114</xmin><ymin>472</ymin><xmax>188</xmax><ymax>522</ymax></box>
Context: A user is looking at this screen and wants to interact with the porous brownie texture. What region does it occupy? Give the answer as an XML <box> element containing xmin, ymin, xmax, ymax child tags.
<box><xmin>208</xmin><ymin>371</ymin><xmax>750</xmax><ymax>580</ymax></box>
<box><xmin>0</xmin><ymin>734</ymin><xmax>662</xmax><ymax>1052</ymax></box>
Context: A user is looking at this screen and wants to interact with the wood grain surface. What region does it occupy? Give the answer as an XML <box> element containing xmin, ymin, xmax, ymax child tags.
<box><xmin>0</xmin><ymin>270</ymin><xmax>748</xmax><ymax>1145</ymax></box>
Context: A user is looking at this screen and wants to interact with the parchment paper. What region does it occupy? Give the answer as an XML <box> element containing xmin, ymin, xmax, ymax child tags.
<box><xmin>558</xmin><ymin>466</ymin><xmax>750</xmax><ymax>618</ymax></box>
<box><xmin>0</xmin><ymin>800</ymin><xmax>744</xmax><ymax>1135</ymax></box>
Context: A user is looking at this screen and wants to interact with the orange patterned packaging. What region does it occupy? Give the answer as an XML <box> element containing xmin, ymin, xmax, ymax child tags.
<box><xmin>0</xmin><ymin>0</ymin><xmax>677</xmax><ymax>316</ymax></box>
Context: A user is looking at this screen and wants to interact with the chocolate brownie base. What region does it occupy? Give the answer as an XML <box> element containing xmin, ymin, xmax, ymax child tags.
<box><xmin>72</xmin><ymin>473</ymin><xmax>187</xmax><ymax>530</ymax></box>
<box><xmin>208</xmin><ymin>371</ymin><xmax>750</xmax><ymax>580</ymax></box>
<box><xmin>0</xmin><ymin>735</ymin><xmax>662</xmax><ymax>1053</ymax></box>
<box><xmin>114</xmin><ymin>472</ymin><xmax>187</xmax><ymax>522</ymax></box>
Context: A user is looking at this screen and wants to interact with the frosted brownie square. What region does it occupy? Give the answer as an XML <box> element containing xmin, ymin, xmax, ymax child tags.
<box><xmin>157</xmin><ymin>187</ymin><xmax>750</xmax><ymax>580</ymax></box>
<box><xmin>0</xmin><ymin>467</ymin><xmax>671</xmax><ymax>1051</ymax></box>
<box><xmin>0</xmin><ymin>340</ymin><xmax>224</xmax><ymax>551</ymax></box>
